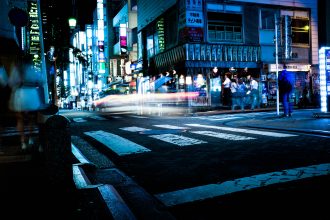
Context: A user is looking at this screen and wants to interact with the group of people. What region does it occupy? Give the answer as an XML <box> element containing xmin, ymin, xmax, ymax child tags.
<box><xmin>222</xmin><ymin>68</ymin><xmax>259</xmax><ymax>111</ymax></box>
<box><xmin>222</xmin><ymin>65</ymin><xmax>295</xmax><ymax>117</ymax></box>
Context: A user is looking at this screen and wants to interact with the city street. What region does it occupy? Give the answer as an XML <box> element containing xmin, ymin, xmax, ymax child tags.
<box><xmin>63</xmin><ymin>108</ymin><xmax>330</xmax><ymax>219</ymax></box>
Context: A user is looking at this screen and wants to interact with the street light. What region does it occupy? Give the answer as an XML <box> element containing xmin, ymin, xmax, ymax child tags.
<box><xmin>68</xmin><ymin>17</ymin><xmax>77</xmax><ymax>29</ymax></box>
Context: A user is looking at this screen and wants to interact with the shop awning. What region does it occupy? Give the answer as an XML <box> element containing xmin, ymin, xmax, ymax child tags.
<box><xmin>154</xmin><ymin>76</ymin><xmax>172</xmax><ymax>90</ymax></box>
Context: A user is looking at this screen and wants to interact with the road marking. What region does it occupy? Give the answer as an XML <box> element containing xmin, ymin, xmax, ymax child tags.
<box><xmin>84</xmin><ymin>130</ymin><xmax>151</xmax><ymax>156</ymax></box>
<box><xmin>120</xmin><ymin>127</ymin><xmax>151</xmax><ymax>132</ymax></box>
<box><xmin>112</xmin><ymin>116</ymin><xmax>122</xmax><ymax>119</ymax></box>
<box><xmin>129</xmin><ymin>115</ymin><xmax>149</xmax><ymax>119</ymax></box>
<box><xmin>191</xmin><ymin>130</ymin><xmax>256</xmax><ymax>141</ymax></box>
<box><xmin>194</xmin><ymin>116</ymin><xmax>242</xmax><ymax>121</ymax></box>
<box><xmin>89</xmin><ymin>116</ymin><xmax>107</xmax><ymax>120</ymax></box>
<box><xmin>308</xmin><ymin>129</ymin><xmax>330</xmax><ymax>134</ymax></box>
<box><xmin>153</xmin><ymin>125</ymin><xmax>189</xmax><ymax>129</ymax></box>
<box><xmin>186</xmin><ymin>124</ymin><xmax>297</xmax><ymax>137</ymax></box>
<box><xmin>72</xmin><ymin>165</ymin><xmax>91</xmax><ymax>189</ymax></box>
<box><xmin>149</xmin><ymin>134</ymin><xmax>207</xmax><ymax>146</ymax></box>
<box><xmin>155</xmin><ymin>163</ymin><xmax>330</xmax><ymax>207</ymax></box>
<box><xmin>72</xmin><ymin>117</ymin><xmax>87</xmax><ymax>122</ymax></box>
<box><xmin>71</xmin><ymin>143</ymin><xmax>92</xmax><ymax>165</ymax></box>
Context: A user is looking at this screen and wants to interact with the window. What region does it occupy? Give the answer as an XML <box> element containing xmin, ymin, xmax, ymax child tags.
<box><xmin>291</xmin><ymin>18</ymin><xmax>309</xmax><ymax>45</ymax></box>
<box><xmin>207</xmin><ymin>12</ymin><xmax>242</xmax><ymax>42</ymax></box>
<box><xmin>260</xmin><ymin>9</ymin><xmax>275</xmax><ymax>30</ymax></box>
<box><xmin>147</xmin><ymin>35</ymin><xmax>154</xmax><ymax>58</ymax></box>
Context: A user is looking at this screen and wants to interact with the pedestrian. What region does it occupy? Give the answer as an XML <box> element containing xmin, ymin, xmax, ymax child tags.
<box><xmin>222</xmin><ymin>72</ymin><xmax>231</xmax><ymax>106</ymax></box>
<box><xmin>248</xmin><ymin>75</ymin><xmax>259</xmax><ymax>110</ymax></box>
<box><xmin>230</xmin><ymin>78</ymin><xmax>238</xmax><ymax>110</ymax></box>
<box><xmin>8</xmin><ymin>58</ymin><xmax>42</xmax><ymax>150</ymax></box>
<box><xmin>278</xmin><ymin>65</ymin><xmax>294</xmax><ymax>117</ymax></box>
<box><xmin>232</xmin><ymin>78</ymin><xmax>246</xmax><ymax>111</ymax></box>
<box><xmin>0</xmin><ymin>2</ymin><xmax>22</xmax><ymax>150</ymax></box>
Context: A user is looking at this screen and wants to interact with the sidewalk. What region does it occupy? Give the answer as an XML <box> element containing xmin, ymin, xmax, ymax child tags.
<box><xmin>229</xmin><ymin>108</ymin><xmax>330</xmax><ymax>136</ymax></box>
<box><xmin>0</xmin><ymin>114</ymin><xmax>102</xmax><ymax>219</ymax></box>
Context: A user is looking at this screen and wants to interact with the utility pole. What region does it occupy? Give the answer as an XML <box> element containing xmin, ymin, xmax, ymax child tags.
<box><xmin>274</xmin><ymin>13</ymin><xmax>280</xmax><ymax>116</ymax></box>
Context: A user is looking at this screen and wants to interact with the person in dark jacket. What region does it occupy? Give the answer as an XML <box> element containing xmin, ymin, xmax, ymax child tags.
<box><xmin>278</xmin><ymin>65</ymin><xmax>294</xmax><ymax>117</ymax></box>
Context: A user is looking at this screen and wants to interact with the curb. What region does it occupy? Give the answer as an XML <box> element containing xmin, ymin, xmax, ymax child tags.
<box><xmin>71</xmin><ymin>145</ymin><xmax>137</xmax><ymax>220</ymax></box>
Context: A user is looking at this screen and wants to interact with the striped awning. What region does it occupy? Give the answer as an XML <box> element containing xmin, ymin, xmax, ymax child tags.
<box><xmin>154</xmin><ymin>45</ymin><xmax>186</xmax><ymax>70</ymax></box>
<box><xmin>154</xmin><ymin>43</ymin><xmax>261</xmax><ymax>71</ymax></box>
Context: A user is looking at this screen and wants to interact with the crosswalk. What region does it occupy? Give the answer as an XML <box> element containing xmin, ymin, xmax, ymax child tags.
<box><xmin>83</xmin><ymin>123</ymin><xmax>298</xmax><ymax>156</ymax></box>
<box><xmin>68</xmin><ymin>113</ymin><xmax>329</xmax><ymax>211</ymax></box>
<box><xmin>84</xmin><ymin>130</ymin><xmax>151</xmax><ymax>156</ymax></box>
<box><xmin>71</xmin><ymin>115</ymin><xmax>246</xmax><ymax>123</ymax></box>
<box><xmin>186</xmin><ymin>124</ymin><xmax>297</xmax><ymax>137</ymax></box>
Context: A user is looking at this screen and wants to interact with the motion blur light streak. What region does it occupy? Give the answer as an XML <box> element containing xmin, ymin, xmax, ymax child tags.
<box><xmin>93</xmin><ymin>92</ymin><xmax>199</xmax><ymax>107</ymax></box>
<box><xmin>93</xmin><ymin>92</ymin><xmax>200</xmax><ymax>114</ymax></box>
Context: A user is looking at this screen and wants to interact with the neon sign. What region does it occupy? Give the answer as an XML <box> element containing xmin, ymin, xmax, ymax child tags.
<box><xmin>319</xmin><ymin>47</ymin><xmax>330</xmax><ymax>112</ymax></box>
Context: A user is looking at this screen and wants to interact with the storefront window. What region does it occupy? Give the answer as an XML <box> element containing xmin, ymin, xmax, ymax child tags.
<box><xmin>291</xmin><ymin>18</ymin><xmax>310</xmax><ymax>45</ymax></box>
<box><xmin>207</xmin><ymin>12</ymin><xmax>242</xmax><ymax>43</ymax></box>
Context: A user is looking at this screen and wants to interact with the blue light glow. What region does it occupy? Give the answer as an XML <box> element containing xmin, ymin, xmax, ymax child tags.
<box><xmin>319</xmin><ymin>47</ymin><xmax>330</xmax><ymax>112</ymax></box>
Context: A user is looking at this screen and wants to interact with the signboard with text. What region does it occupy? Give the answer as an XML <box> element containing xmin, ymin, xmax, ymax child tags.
<box><xmin>178</xmin><ymin>0</ymin><xmax>204</xmax><ymax>43</ymax></box>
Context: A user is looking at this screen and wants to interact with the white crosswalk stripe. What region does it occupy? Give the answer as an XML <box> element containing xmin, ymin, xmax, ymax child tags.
<box><xmin>153</xmin><ymin>125</ymin><xmax>189</xmax><ymax>129</ymax></box>
<box><xmin>191</xmin><ymin>130</ymin><xmax>256</xmax><ymax>141</ymax></box>
<box><xmin>155</xmin><ymin>163</ymin><xmax>330</xmax><ymax>207</ymax></box>
<box><xmin>84</xmin><ymin>130</ymin><xmax>151</xmax><ymax>156</ymax></box>
<box><xmin>194</xmin><ymin>116</ymin><xmax>242</xmax><ymax>121</ymax></box>
<box><xmin>129</xmin><ymin>115</ymin><xmax>149</xmax><ymax>119</ymax></box>
<box><xmin>149</xmin><ymin>134</ymin><xmax>207</xmax><ymax>146</ymax></box>
<box><xmin>89</xmin><ymin>116</ymin><xmax>107</xmax><ymax>120</ymax></box>
<box><xmin>186</xmin><ymin>124</ymin><xmax>297</xmax><ymax>137</ymax></box>
<box><xmin>72</xmin><ymin>117</ymin><xmax>87</xmax><ymax>122</ymax></box>
<box><xmin>120</xmin><ymin>127</ymin><xmax>150</xmax><ymax>132</ymax></box>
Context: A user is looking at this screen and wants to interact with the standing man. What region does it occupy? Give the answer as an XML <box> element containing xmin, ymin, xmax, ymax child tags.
<box><xmin>278</xmin><ymin>65</ymin><xmax>294</xmax><ymax>117</ymax></box>
<box><xmin>222</xmin><ymin>72</ymin><xmax>231</xmax><ymax>106</ymax></box>
<box><xmin>249</xmin><ymin>75</ymin><xmax>259</xmax><ymax>110</ymax></box>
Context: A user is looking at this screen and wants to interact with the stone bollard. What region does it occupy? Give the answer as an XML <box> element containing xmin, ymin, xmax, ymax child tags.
<box><xmin>44</xmin><ymin>114</ymin><xmax>74</xmax><ymax>189</ymax></box>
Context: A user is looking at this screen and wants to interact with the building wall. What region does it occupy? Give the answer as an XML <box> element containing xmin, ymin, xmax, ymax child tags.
<box><xmin>236</xmin><ymin>0</ymin><xmax>318</xmax><ymax>65</ymax></box>
<box><xmin>137</xmin><ymin>0</ymin><xmax>176</xmax><ymax>31</ymax></box>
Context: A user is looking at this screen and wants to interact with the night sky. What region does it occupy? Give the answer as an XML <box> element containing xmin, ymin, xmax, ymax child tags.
<box><xmin>44</xmin><ymin>0</ymin><xmax>96</xmax><ymax>27</ymax></box>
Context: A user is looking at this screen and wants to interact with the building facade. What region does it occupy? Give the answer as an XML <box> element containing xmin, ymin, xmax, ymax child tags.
<box><xmin>137</xmin><ymin>0</ymin><xmax>318</xmax><ymax>107</ymax></box>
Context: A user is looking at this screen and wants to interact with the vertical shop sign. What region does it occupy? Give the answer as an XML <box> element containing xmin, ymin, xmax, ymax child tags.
<box><xmin>28</xmin><ymin>1</ymin><xmax>41</xmax><ymax>71</ymax></box>
<box><xmin>156</xmin><ymin>18</ymin><xmax>165</xmax><ymax>53</ymax></box>
<box><xmin>178</xmin><ymin>0</ymin><xmax>204</xmax><ymax>43</ymax></box>
<box><xmin>120</xmin><ymin>25</ymin><xmax>127</xmax><ymax>56</ymax></box>
<box><xmin>137</xmin><ymin>32</ymin><xmax>143</xmax><ymax>60</ymax></box>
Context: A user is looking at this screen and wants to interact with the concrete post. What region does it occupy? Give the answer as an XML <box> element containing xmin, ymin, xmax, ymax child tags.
<box><xmin>44</xmin><ymin>115</ymin><xmax>73</xmax><ymax>189</ymax></box>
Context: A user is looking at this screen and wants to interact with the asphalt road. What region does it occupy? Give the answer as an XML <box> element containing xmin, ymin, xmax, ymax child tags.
<box><xmin>63</xmin><ymin>109</ymin><xmax>330</xmax><ymax>219</ymax></box>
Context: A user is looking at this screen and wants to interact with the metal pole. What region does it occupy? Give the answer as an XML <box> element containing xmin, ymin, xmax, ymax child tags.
<box><xmin>37</xmin><ymin>0</ymin><xmax>49</xmax><ymax>105</ymax></box>
<box><xmin>275</xmin><ymin>14</ymin><xmax>280</xmax><ymax>116</ymax></box>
